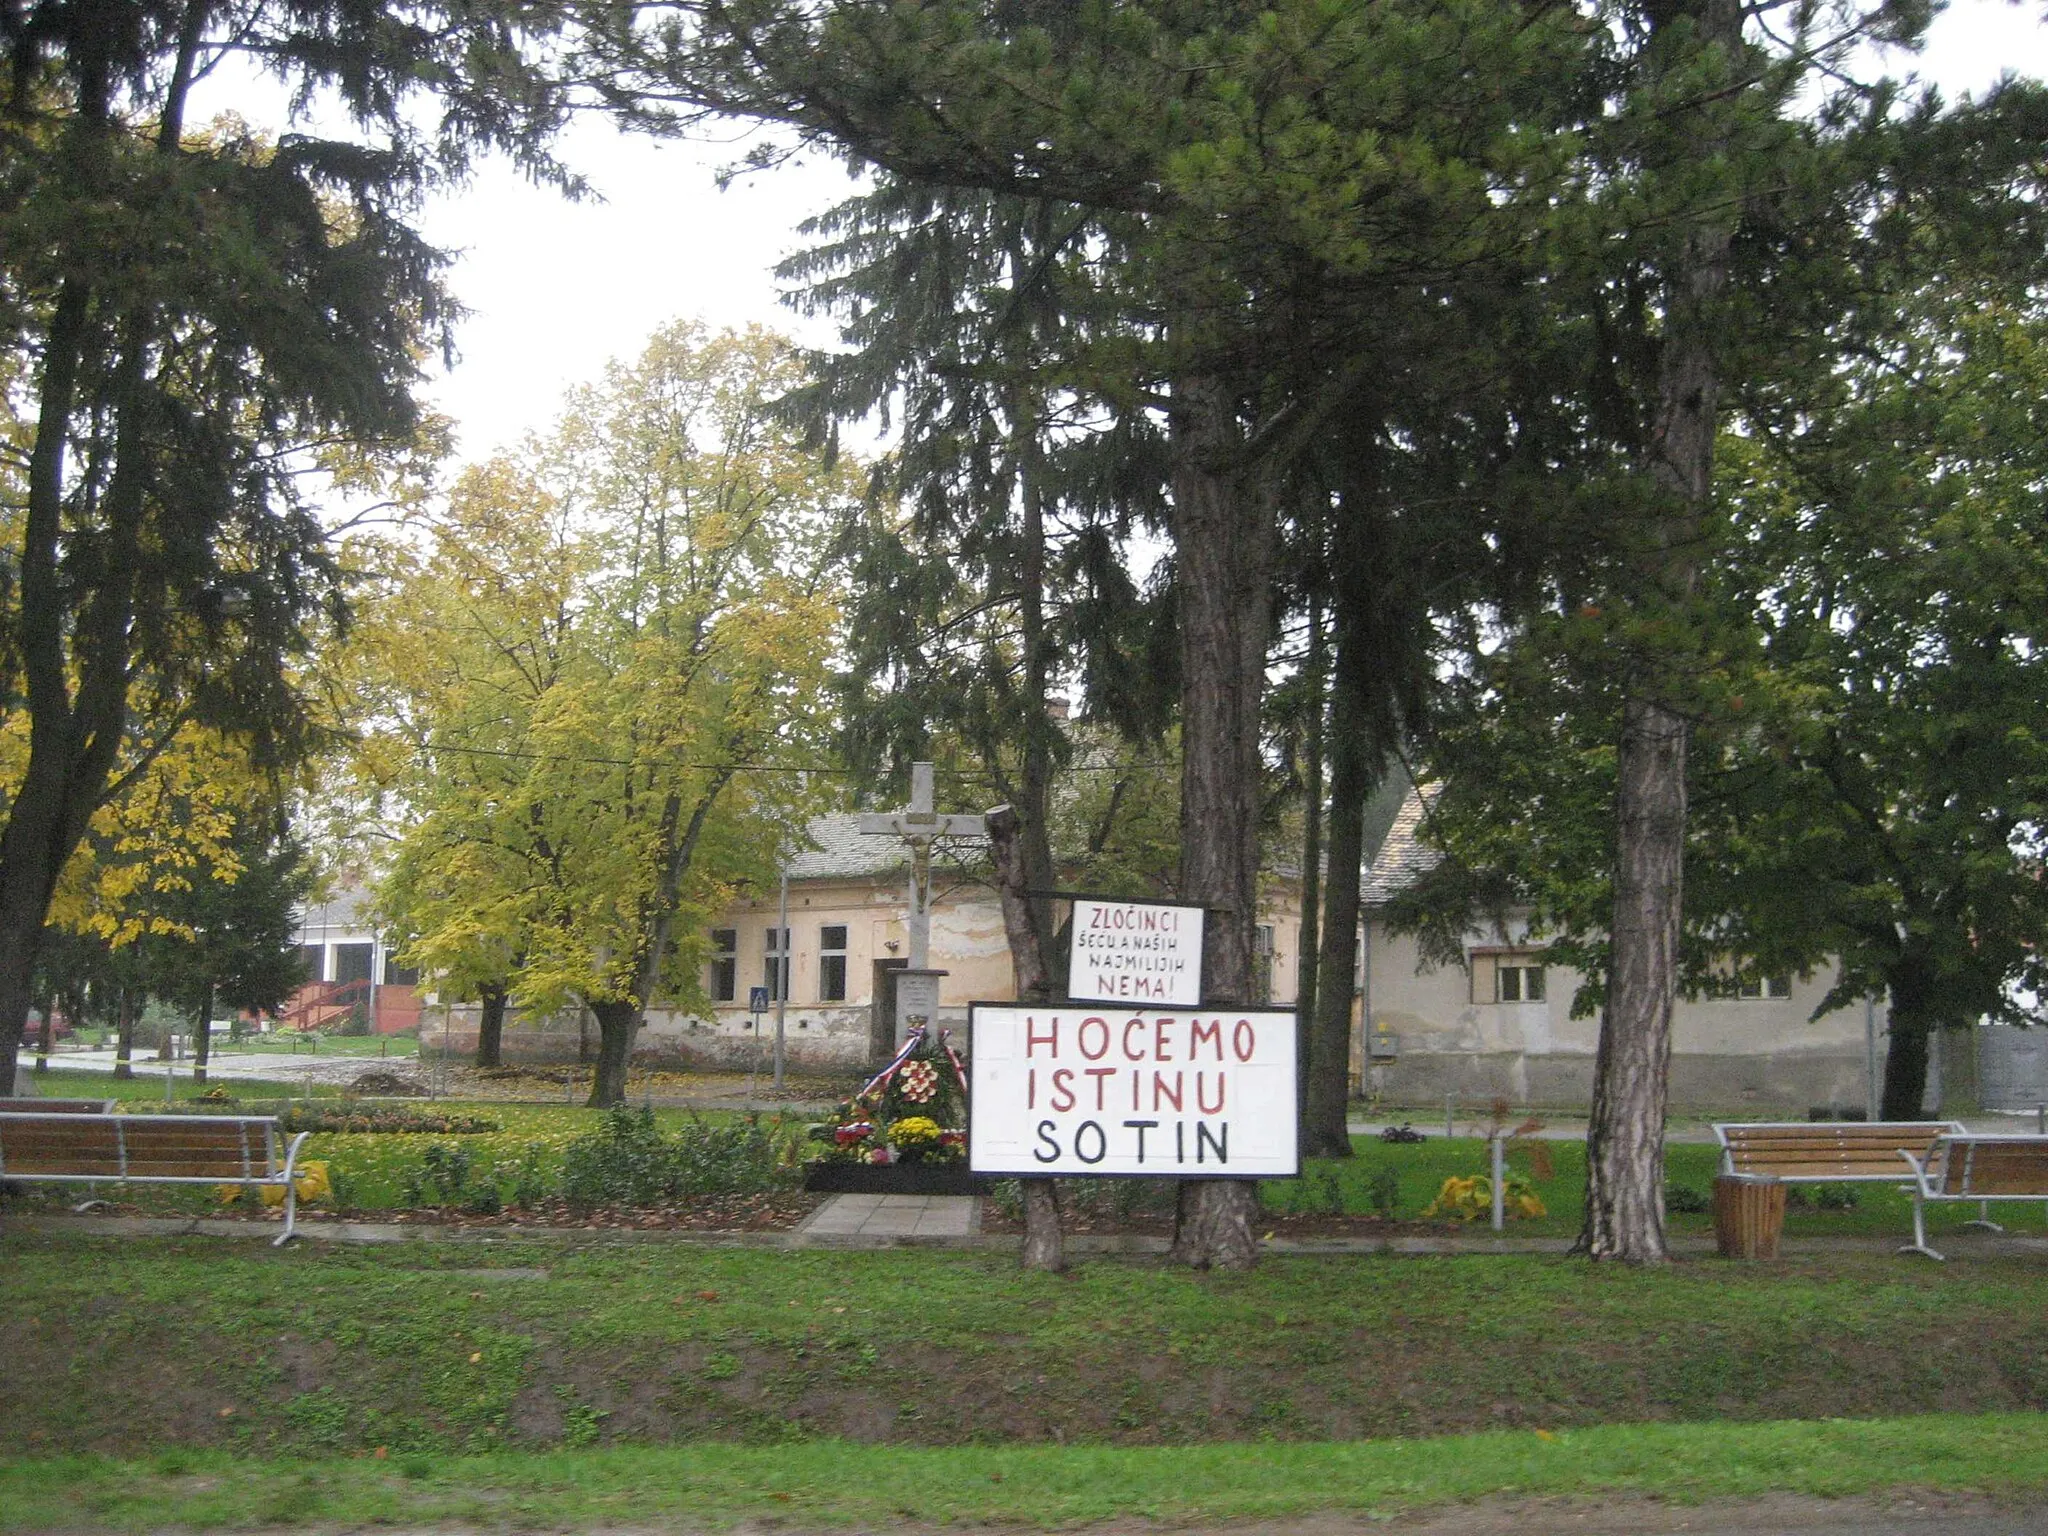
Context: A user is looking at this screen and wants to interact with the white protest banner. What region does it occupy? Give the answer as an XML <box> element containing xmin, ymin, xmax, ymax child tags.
<box><xmin>1065</xmin><ymin>898</ymin><xmax>1204</xmax><ymax>1007</ymax></box>
<box><xmin>968</xmin><ymin>1003</ymin><xmax>1298</xmax><ymax>1177</ymax></box>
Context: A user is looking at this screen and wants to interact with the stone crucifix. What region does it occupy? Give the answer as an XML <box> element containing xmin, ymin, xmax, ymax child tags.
<box><xmin>857</xmin><ymin>762</ymin><xmax>987</xmax><ymax>970</ymax></box>
<box><xmin>857</xmin><ymin>762</ymin><xmax>986</xmax><ymax>1053</ymax></box>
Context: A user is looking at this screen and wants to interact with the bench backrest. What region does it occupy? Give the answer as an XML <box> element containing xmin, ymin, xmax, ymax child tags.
<box><xmin>0</xmin><ymin>1098</ymin><xmax>115</xmax><ymax>1114</ymax></box>
<box><xmin>1715</xmin><ymin>1121</ymin><xmax>1961</xmax><ymax>1180</ymax></box>
<box><xmin>1934</xmin><ymin>1135</ymin><xmax>2048</xmax><ymax>1198</ymax></box>
<box><xmin>0</xmin><ymin>1114</ymin><xmax>280</xmax><ymax>1180</ymax></box>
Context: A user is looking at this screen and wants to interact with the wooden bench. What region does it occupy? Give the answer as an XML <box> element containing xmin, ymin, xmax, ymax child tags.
<box><xmin>1899</xmin><ymin>1134</ymin><xmax>2048</xmax><ymax>1261</ymax></box>
<box><xmin>0</xmin><ymin>1098</ymin><xmax>115</xmax><ymax>1114</ymax></box>
<box><xmin>0</xmin><ymin>1113</ymin><xmax>312</xmax><ymax>1244</ymax></box>
<box><xmin>1713</xmin><ymin>1120</ymin><xmax>1963</xmax><ymax>1184</ymax></box>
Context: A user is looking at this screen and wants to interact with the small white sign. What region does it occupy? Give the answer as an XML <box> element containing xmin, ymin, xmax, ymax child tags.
<box><xmin>968</xmin><ymin>1004</ymin><xmax>1298</xmax><ymax>1178</ymax></box>
<box><xmin>1065</xmin><ymin>898</ymin><xmax>1205</xmax><ymax>1007</ymax></box>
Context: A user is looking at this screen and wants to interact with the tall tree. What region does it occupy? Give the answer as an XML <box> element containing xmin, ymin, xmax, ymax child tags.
<box><xmin>0</xmin><ymin>0</ymin><xmax>570</xmax><ymax>1087</ymax></box>
<box><xmin>378</xmin><ymin>324</ymin><xmax>850</xmax><ymax>1105</ymax></box>
<box><xmin>593</xmin><ymin>0</ymin><xmax>1593</xmax><ymax>1266</ymax></box>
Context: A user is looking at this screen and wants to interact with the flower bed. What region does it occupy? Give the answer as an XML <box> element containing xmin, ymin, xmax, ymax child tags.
<box><xmin>807</xmin><ymin>1027</ymin><xmax>970</xmax><ymax>1173</ymax></box>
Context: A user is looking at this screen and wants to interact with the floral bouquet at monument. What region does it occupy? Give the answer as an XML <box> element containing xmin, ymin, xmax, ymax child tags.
<box><xmin>808</xmin><ymin>1024</ymin><xmax>969</xmax><ymax>1165</ymax></box>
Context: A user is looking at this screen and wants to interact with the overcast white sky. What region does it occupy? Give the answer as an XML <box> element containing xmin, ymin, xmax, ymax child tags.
<box><xmin>258</xmin><ymin>1</ymin><xmax>2048</xmax><ymax>468</ymax></box>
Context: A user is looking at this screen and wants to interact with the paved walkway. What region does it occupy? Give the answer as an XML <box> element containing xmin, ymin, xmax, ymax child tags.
<box><xmin>796</xmin><ymin>1193</ymin><xmax>981</xmax><ymax>1239</ymax></box>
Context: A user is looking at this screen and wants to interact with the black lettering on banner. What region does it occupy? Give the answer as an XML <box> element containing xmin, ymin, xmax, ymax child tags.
<box><xmin>1034</xmin><ymin>1121</ymin><xmax>1061</xmax><ymax>1163</ymax></box>
<box><xmin>1196</xmin><ymin>1122</ymin><xmax>1229</xmax><ymax>1164</ymax></box>
<box><xmin>1075</xmin><ymin>1121</ymin><xmax>1107</xmax><ymax>1165</ymax></box>
<box><xmin>1125</xmin><ymin>1119</ymin><xmax>1159</xmax><ymax>1163</ymax></box>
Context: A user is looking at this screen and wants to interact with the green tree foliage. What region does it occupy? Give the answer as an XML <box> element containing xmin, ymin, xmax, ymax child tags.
<box><xmin>1711</xmin><ymin>282</ymin><xmax>2048</xmax><ymax>1116</ymax></box>
<box><xmin>0</xmin><ymin>0</ymin><xmax>571</xmax><ymax>1085</ymax></box>
<box><xmin>132</xmin><ymin>805</ymin><xmax>314</xmax><ymax>1082</ymax></box>
<box><xmin>375</xmin><ymin>324</ymin><xmax>853</xmax><ymax>1105</ymax></box>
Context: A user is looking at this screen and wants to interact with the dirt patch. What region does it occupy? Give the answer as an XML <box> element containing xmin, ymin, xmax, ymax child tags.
<box><xmin>347</xmin><ymin>1070</ymin><xmax>429</xmax><ymax>1097</ymax></box>
<box><xmin>4</xmin><ymin>1187</ymin><xmax>826</xmax><ymax>1231</ymax></box>
<box><xmin>980</xmin><ymin>1205</ymin><xmax>1474</xmax><ymax>1241</ymax></box>
<box><xmin>367</xmin><ymin>1191</ymin><xmax>825</xmax><ymax>1231</ymax></box>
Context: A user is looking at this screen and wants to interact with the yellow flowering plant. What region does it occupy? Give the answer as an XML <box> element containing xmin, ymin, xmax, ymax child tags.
<box><xmin>1421</xmin><ymin>1173</ymin><xmax>1546</xmax><ymax>1222</ymax></box>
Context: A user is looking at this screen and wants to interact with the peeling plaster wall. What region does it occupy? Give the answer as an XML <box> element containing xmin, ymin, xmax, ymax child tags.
<box><xmin>1362</xmin><ymin>917</ymin><xmax>1884</xmax><ymax>1113</ymax></box>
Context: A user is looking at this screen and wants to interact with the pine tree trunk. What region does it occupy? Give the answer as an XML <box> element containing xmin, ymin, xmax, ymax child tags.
<box><xmin>114</xmin><ymin>988</ymin><xmax>134</xmax><ymax>1080</ymax></box>
<box><xmin>1305</xmin><ymin>708</ymin><xmax>1366</xmax><ymax>1160</ymax></box>
<box><xmin>1020</xmin><ymin>1177</ymin><xmax>1065</xmax><ymax>1272</ymax></box>
<box><xmin>476</xmin><ymin>983</ymin><xmax>507</xmax><ymax>1069</ymax></box>
<box><xmin>1295</xmin><ymin>598</ymin><xmax>1325</xmax><ymax>1137</ymax></box>
<box><xmin>588</xmin><ymin>1000</ymin><xmax>640</xmax><ymax>1107</ymax></box>
<box><xmin>990</xmin><ymin>803</ymin><xmax>1063</xmax><ymax>1270</ymax></box>
<box><xmin>1577</xmin><ymin>0</ymin><xmax>1741</xmax><ymax>1266</ymax></box>
<box><xmin>1167</xmin><ymin>371</ymin><xmax>1274</xmax><ymax>1271</ymax></box>
<box><xmin>190</xmin><ymin>982</ymin><xmax>214</xmax><ymax>1085</ymax></box>
<box><xmin>1579</xmin><ymin>696</ymin><xmax>1685</xmax><ymax>1262</ymax></box>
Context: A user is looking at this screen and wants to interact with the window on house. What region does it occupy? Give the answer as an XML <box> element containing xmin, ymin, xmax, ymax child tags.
<box><xmin>1736</xmin><ymin>975</ymin><xmax>1791</xmax><ymax>1000</ymax></box>
<box><xmin>709</xmin><ymin>928</ymin><xmax>738</xmax><ymax>1003</ymax></box>
<box><xmin>383</xmin><ymin>956</ymin><xmax>420</xmax><ymax>986</ymax></box>
<box><xmin>819</xmin><ymin>925</ymin><xmax>848</xmax><ymax>1002</ymax></box>
<box><xmin>1470</xmin><ymin>950</ymin><xmax>1546</xmax><ymax>1004</ymax></box>
<box><xmin>298</xmin><ymin>945</ymin><xmax>325</xmax><ymax>984</ymax></box>
<box><xmin>764</xmin><ymin>927</ymin><xmax>789</xmax><ymax>1003</ymax></box>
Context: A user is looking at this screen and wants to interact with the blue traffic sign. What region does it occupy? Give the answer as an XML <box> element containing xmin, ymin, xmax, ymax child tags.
<box><xmin>748</xmin><ymin>986</ymin><xmax>769</xmax><ymax>1012</ymax></box>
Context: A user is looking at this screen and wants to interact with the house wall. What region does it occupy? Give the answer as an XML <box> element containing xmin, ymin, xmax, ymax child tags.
<box><xmin>426</xmin><ymin>877</ymin><xmax>1309</xmax><ymax>1071</ymax></box>
<box><xmin>1361</xmin><ymin>918</ymin><xmax>1884</xmax><ymax>1114</ymax></box>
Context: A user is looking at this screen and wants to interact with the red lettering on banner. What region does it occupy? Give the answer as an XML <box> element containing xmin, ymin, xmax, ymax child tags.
<box><xmin>1083</xmin><ymin>1066</ymin><xmax>1116</xmax><ymax>1110</ymax></box>
<box><xmin>1233</xmin><ymin>1020</ymin><xmax>1256</xmax><ymax>1062</ymax></box>
<box><xmin>1191</xmin><ymin>1019</ymin><xmax>1222</xmax><ymax>1060</ymax></box>
<box><xmin>1027</xmin><ymin>1068</ymin><xmax>1036</xmax><ymax>1109</ymax></box>
<box><xmin>1154</xmin><ymin>1018</ymin><xmax>1174</xmax><ymax>1061</ymax></box>
<box><xmin>1050</xmin><ymin>1068</ymin><xmax>1076</xmax><ymax>1113</ymax></box>
<box><xmin>1152</xmin><ymin>1071</ymin><xmax>1184</xmax><ymax>1112</ymax></box>
<box><xmin>1197</xmin><ymin>1071</ymin><xmax>1225</xmax><ymax>1114</ymax></box>
<box><xmin>1027</xmin><ymin>1018</ymin><xmax>1059</xmax><ymax>1058</ymax></box>
<box><xmin>1122</xmin><ymin>1019</ymin><xmax>1147</xmax><ymax>1061</ymax></box>
<box><xmin>1078</xmin><ymin>1017</ymin><xmax>1110</xmax><ymax>1060</ymax></box>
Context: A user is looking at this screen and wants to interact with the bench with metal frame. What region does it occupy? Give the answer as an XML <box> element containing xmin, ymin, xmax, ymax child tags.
<box><xmin>1898</xmin><ymin>1133</ymin><xmax>2048</xmax><ymax>1261</ymax></box>
<box><xmin>1713</xmin><ymin>1120</ymin><xmax>1963</xmax><ymax>1185</ymax></box>
<box><xmin>0</xmin><ymin>1098</ymin><xmax>116</xmax><ymax>1114</ymax></box>
<box><xmin>0</xmin><ymin>1112</ymin><xmax>312</xmax><ymax>1244</ymax></box>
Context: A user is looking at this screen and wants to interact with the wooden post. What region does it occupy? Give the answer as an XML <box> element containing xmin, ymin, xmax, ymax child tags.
<box><xmin>1711</xmin><ymin>1174</ymin><xmax>1785</xmax><ymax>1260</ymax></box>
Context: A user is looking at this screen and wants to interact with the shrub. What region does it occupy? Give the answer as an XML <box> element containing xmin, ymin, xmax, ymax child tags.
<box><xmin>1667</xmin><ymin>1185</ymin><xmax>1711</xmax><ymax>1214</ymax></box>
<box><xmin>401</xmin><ymin>1142</ymin><xmax>502</xmax><ymax>1212</ymax></box>
<box><xmin>558</xmin><ymin>1107</ymin><xmax>796</xmax><ymax>1208</ymax></box>
<box><xmin>1367</xmin><ymin>1165</ymin><xmax>1401</xmax><ymax>1219</ymax></box>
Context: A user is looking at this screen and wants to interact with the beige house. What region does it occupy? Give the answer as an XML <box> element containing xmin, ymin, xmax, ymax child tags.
<box><xmin>428</xmin><ymin>813</ymin><xmax>1308</xmax><ymax>1071</ymax></box>
<box><xmin>1358</xmin><ymin>792</ymin><xmax>1886</xmax><ymax>1113</ymax></box>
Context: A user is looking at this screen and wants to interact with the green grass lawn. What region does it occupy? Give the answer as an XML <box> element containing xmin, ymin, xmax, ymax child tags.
<box><xmin>8</xmin><ymin>1414</ymin><xmax>2048</xmax><ymax>1532</ymax></box>
<box><xmin>6</xmin><ymin>1235</ymin><xmax>2048</xmax><ymax>1463</ymax></box>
